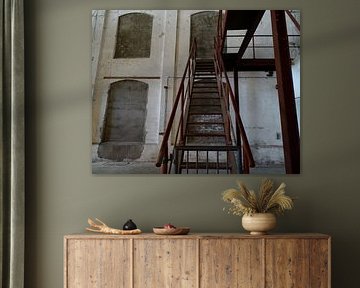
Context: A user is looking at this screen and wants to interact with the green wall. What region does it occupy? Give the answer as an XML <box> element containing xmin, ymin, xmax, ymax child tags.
<box><xmin>24</xmin><ymin>0</ymin><xmax>360</xmax><ymax>287</ymax></box>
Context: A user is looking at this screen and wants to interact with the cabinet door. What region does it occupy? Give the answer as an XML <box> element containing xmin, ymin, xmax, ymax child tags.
<box><xmin>66</xmin><ymin>239</ymin><xmax>131</xmax><ymax>288</ymax></box>
<box><xmin>200</xmin><ymin>239</ymin><xmax>264</xmax><ymax>288</ymax></box>
<box><xmin>266</xmin><ymin>239</ymin><xmax>310</xmax><ymax>287</ymax></box>
<box><xmin>134</xmin><ymin>239</ymin><xmax>198</xmax><ymax>288</ymax></box>
<box><xmin>309</xmin><ymin>239</ymin><xmax>330</xmax><ymax>288</ymax></box>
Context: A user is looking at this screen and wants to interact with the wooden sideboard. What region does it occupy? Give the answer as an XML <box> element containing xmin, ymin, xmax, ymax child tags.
<box><xmin>64</xmin><ymin>233</ymin><xmax>331</xmax><ymax>288</ymax></box>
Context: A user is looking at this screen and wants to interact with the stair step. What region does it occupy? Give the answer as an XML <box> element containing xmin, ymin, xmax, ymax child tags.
<box><xmin>194</xmin><ymin>76</ymin><xmax>217</xmax><ymax>79</ymax></box>
<box><xmin>196</xmin><ymin>59</ymin><xmax>213</xmax><ymax>63</ymax></box>
<box><xmin>188</xmin><ymin>105</ymin><xmax>222</xmax><ymax>113</ymax></box>
<box><xmin>179</xmin><ymin>162</ymin><xmax>231</xmax><ymax>170</ymax></box>
<box><xmin>195</xmin><ymin>72</ymin><xmax>216</xmax><ymax>75</ymax></box>
<box><xmin>196</xmin><ymin>69</ymin><xmax>215</xmax><ymax>72</ymax></box>
<box><xmin>193</xmin><ymin>81</ymin><xmax>217</xmax><ymax>85</ymax></box>
<box><xmin>191</xmin><ymin>90</ymin><xmax>219</xmax><ymax>94</ymax></box>
<box><xmin>186</xmin><ymin>133</ymin><xmax>226</xmax><ymax>138</ymax></box>
<box><xmin>187</xmin><ymin>123</ymin><xmax>224</xmax><ymax>131</ymax></box>
<box><xmin>193</xmin><ymin>85</ymin><xmax>218</xmax><ymax>88</ymax></box>
<box><xmin>192</xmin><ymin>88</ymin><xmax>218</xmax><ymax>92</ymax></box>
<box><xmin>186</xmin><ymin>136</ymin><xmax>226</xmax><ymax>145</ymax></box>
<box><xmin>192</xmin><ymin>92</ymin><xmax>219</xmax><ymax>98</ymax></box>
<box><xmin>194</xmin><ymin>79</ymin><xmax>217</xmax><ymax>83</ymax></box>
<box><xmin>188</xmin><ymin>114</ymin><xmax>223</xmax><ymax>123</ymax></box>
<box><xmin>195</xmin><ymin>69</ymin><xmax>214</xmax><ymax>71</ymax></box>
<box><xmin>187</xmin><ymin>121</ymin><xmax>224</xmax><ymax>125</ymax></box>
<box><xmin>191</xmin><ymin>98</ymin><xmax>220</xmax><ymax>105</ymax></box>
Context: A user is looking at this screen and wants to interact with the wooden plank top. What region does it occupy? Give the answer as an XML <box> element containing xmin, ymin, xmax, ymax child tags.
<box><xmin>65</xmin><ymin>232</ymin><xmax>330</xmax><ymax>240</ymax></box>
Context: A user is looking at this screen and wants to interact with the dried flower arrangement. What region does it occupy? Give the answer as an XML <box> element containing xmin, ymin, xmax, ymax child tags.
<box><xmin>222</xmin><ymin>178</ymin><xmax>294</xmax><ymax>216</ymax></box>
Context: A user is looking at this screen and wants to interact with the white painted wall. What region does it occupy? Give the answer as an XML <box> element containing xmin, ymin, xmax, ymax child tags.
<box><xmin>92</xmin><ymin>10</ymin><xmax>177</xmax><ymax>161</ymax></box>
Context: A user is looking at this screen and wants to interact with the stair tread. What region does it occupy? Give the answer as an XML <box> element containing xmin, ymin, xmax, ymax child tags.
<box><xmin>191</xmin><ymin>91</ymin><xmax>218</xmax><ymax>94</ymax></box>
<box><xmin>186</xmin><ymin>133</ymin><xmax>226</xmax><ymax>137</ymax></box>
<box><xmin>189</xmin><ymin>104</ymin><xmax>221</xmax><ymax>106</ymax></box>
<box><xmin>188</xmin><ymin>114</ymin><xmax>224</xmax><ymax>123</ymax></box>
<box><xmin>190</xmin><ymin>98</ymin><xmax>220</xmax><ymax>104</ymax></box>
<box><xmin>186</xmin><ymin>136</ymin><xmax>227</xmax><ymax>145</ymax></box>
<box><xmin>191</xmin><ymin>94</ymin><xmax>219</xmax><ymax>98</ymax></box>
<box><xmin>194</xmin><ymin>77</ymin><xmax>217</xmax><ymax>79</ymax></box>
<box><xmin>179</xmin><ymin>162</ymin><xmax>232</xmax><ymax>169</ymax></box>
<box><xmin>189</xmin><ymin>111</ymin><xmax>222</xmax><ymax>114</ymax></box>
<box><xmin>187</xmin><ymin>122</ymin><xmax>224</xmax><ymax>125</ymax></box>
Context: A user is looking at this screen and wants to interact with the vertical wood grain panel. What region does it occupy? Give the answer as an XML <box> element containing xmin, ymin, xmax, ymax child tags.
<box><xmin>200</xmin><ymin>239</ymin><xmax>263</xmax><ymax>288</ymax></box>
<box><xmin>133</xmin><ymin>239</ymin><xmax>197</xmax><ymax>288</ymax></box>
<box><xmin>66</xmin><ymin>239</ymin><xmax>131</xmax><ymax>288</ymax></box>
<box><xmin>265</xmin><ymin>239</ymin><xmax>310</xmax><ymax>287</ymax></box>
<box><xmin>310</xmin><ymin>239</ymin><xmax>330</xmax><ymax>288</ymax></box>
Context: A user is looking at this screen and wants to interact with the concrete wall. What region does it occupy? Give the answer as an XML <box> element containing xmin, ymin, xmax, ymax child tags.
<box><xmin>92</xmin><ymin>10</ymin><xmax>168</xmax><ymax>162</ymax></box>
<box><xmin>24</xmin><ymin>1</ymin><xmax>360</xmax><ymax>287</ymax></box>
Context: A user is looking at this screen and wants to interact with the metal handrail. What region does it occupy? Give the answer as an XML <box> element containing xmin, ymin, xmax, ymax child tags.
<box><xmin>217</xmin><ymin>10</ymin><xmax>227</xmax><ymax>54</ymax></box>
<box><xmin>214</xmin><ymin>37</ymin><xmax>255</xmax><ymax>169</ymax></box>
<box><xmin>155</xmin><ymin>39</ymin><xmax>197</xmax><ymax>171</ymax></box>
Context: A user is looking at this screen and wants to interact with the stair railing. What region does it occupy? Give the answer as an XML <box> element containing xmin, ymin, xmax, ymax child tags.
<box><xmin>217</xmin><ymin>10</ymin><xmax>227</xmax><ymax>54</ymax></box>
<box><xmin>214</xmin><ymin>37</ymin><xmax>255</xmax><ymax>172</ymax></box>
<box><xmin>155</xmin><ymin>39</ymin><xmax>197</xmax><ymax>173</ymax></box>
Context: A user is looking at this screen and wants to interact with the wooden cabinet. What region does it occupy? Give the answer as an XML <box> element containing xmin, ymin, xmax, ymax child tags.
<box><xmin>64</xmin><ymin>233</ymin><xmax>330</xmax><ymax>288</ymax></box>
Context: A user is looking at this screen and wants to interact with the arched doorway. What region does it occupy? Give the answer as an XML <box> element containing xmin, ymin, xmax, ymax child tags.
<box><xmin>190</xmin><ymin>11</ymin><xmax>219</xmax><ymax>58</ymax></box>
<box><xmin>98</xmin><ymin>80</ymin><xmax>149</xmax><ymax>161</ymax></box>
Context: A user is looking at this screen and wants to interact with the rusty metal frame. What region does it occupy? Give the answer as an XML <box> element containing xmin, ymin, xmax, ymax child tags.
<box><xmin>271</xmin><ymin>10</ymin><xmax>300</xmax><ymax>173</ymax></box>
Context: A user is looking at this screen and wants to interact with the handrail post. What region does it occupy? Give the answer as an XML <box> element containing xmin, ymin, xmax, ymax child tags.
<box><xmin>180</xmin><ymin>84</ymin><xmax>184</xmax><ymax>143</ymax></box>
<box><xmin>243</xmin><ymin>154</ymin><xmax>249</xmax><ymax>174</ymax></box>
<box><xmin>161</xmin><ymin>145</ymin><xmax>168</xmax><ymax>174</ymax></box>
<box><xmin>252</xmin><ymin>36</ymin><xmax>255</xmax><ymax>59</ymax></box>
<box><xmin>233</xmin><ymin>67</ymin><xmax>243</xmax><ymax>173</ymax></box>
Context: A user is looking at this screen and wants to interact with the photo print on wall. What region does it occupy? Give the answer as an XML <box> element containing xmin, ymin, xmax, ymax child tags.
<box><xmin>91</xmin><ymin>10</ymin><xmax>301</xmax><ymax>174</ymax></box>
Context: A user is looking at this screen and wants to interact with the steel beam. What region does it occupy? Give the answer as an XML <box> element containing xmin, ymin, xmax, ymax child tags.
<box><xmin>271</xmin><ymin>10</ymin><xmax>300</xmax><ymax>174</ymax></box>
<box><xmin>236</xmin><ymin>10</ymin><xmax>265</xmax><ymax>64</ymax></box>
<box><xmin>223</xmin><ymin>56</ymin><xmax>276</xmax><ymax>71</ymax></box>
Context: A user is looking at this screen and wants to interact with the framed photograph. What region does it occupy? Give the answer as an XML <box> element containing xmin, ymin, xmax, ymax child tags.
<box><xmin>91</xmin><ymin>10</ymin><xmax>301</xmax><ymax>174</ymax></box>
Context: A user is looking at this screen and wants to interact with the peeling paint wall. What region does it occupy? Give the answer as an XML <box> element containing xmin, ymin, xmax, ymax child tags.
<box><xmin>92</xmin><ymin>10</ymin><xmax>171</xmax><ymax>162</ymax></box>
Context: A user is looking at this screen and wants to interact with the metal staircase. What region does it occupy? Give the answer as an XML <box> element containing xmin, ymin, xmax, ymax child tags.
<box><xmin>175</xmin><ymin>59</ymin><xmax>236</xmax><ymax>174</ymax></box>
<box><xmin>156</xmin><ymin>40</ymin><xmax>254</xmax><ymax>174</ymax></box>
<box><xmin>156</xmin><ymin>9</ymin><xmax>300</xmax><ymax>174</ymax></box>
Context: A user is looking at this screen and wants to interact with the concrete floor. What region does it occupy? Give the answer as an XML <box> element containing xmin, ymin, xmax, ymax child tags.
<box><xmin>92</xmin><ymin>159</ymin><xmax>285</xmax><ymax>174</ymax></box>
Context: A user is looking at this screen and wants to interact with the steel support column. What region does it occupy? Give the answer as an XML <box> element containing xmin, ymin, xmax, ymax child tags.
<box><xmin>233</xmin><ymin>68</ymin><xmax>243</xmax><ymax>173</ymax></box>
<box><xmin>233</xmin><ymin>68</ymin><xmax>241</xmax><ymax>145</ymax></box>
<box><xmin>271</xmin><ymin>10</ymin><xmax>300</xmax><ymax>173</ymax></box>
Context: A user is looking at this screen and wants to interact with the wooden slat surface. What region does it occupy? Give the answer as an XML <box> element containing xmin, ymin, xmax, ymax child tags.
<box><xmin>200</xmin><ymin>239</ymin><xmax>263</xmax><ymax>288</ymax></box>
<box><xmin>133</xmin><ymin>239</ymin><xmax>197</xmax><ymax>288</ymax></box>
<box><xmin>64</xmin><ymin>234</ymin><xmax>331</xmax><ymax>288</ymax></box>
<box><xmin>310</xmin><ymin>239</ymin><xmax>330</xmax><ymax>288</ymax></box>
<box><xmin>66</xmin><ymin>239</ymin><xmax>131</xmax><ymax>288</ymax></box>
<box><xmin>65</xmin><ymin>233</ymin><xmax>330</xmax><ymax>240</ymax></box>
<box><xmin>265</xmin><ymin>239</ymin><xmax>310</xmax><ymax>287</ymax></box>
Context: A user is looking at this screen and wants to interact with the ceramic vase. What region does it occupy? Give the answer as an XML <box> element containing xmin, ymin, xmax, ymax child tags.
<box><xmin>242</xmin><ymin>213</ymin><xmax>276</xmax><ymax>235</ymax></box>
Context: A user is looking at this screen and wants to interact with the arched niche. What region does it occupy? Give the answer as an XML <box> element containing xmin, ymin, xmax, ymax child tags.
<box><xmin>190</xmin><ymin>11</ymin><xmax>219</xmax><ymax>58</ymax></box>
<box><xmin>114</xmin><ymin>13</ymin><xmax>153</xmax><ymax>58</ymax></box>
<box><xmin>99</xmin><ymin>80</ymin><xmax>149</xmax><ymax>161</ymax></box>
